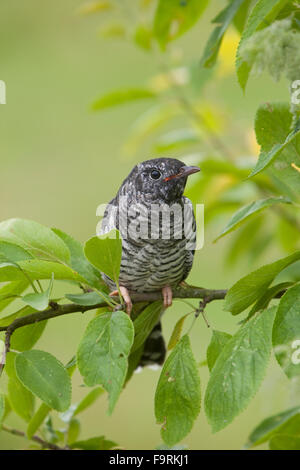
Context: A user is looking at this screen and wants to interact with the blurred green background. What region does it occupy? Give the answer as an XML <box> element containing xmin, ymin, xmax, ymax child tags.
<box><xmin>0</xmin><ymin>0</ymin><xmax>293</xmax><ymax>450</ymax></box>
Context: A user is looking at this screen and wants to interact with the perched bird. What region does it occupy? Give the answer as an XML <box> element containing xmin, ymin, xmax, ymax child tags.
<box><xmin>101</xmin><ymin>157</ymin><xmax>200</xmax><ymax>366</ymax></box>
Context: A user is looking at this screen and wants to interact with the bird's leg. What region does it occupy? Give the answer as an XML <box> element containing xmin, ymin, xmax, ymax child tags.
<box><xmin>109</xmin><ymin>286</ymin><xmax>133</xmax><ymax>316</ymax></box>
<box><xmin>179</xmin><ymin>280</ymin><xmax>189</xmax><ymax>288</ymax></box>
<box><xmin>162</xmin><ymin>285</ymin><xmax>173</xmax><ymax>308</ymax></box>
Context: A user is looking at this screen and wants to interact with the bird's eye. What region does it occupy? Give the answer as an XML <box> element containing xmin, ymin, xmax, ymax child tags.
<box><xmin>150</xmin><ymin>169</ymin><xmax>161</xmax><ymax>180</ymax></box>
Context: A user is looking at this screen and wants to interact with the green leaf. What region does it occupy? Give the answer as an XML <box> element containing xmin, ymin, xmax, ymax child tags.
<box><xmin>214</xmin><ymin>196</ymin><xmax>291</xmax><ymax>241</ymax></box>
<box><xmin>2</xmin><ymin>306</ymin><xmax>47</xmax><ymax>351</ymax></box>
<box><xmin>134</xmin><ymin>25</ymin><xmax>152</xmax><ymax>51</ymax></box>
<box><xmin>245</xmin><ymin>406</ymin><xmax>300</xmax><ymax>448</ymax></box>
<box><xmin>92</xmin><ymin>88</ymin><xmax>156</xmax><ymax>111</ymax></box>
<box><xmin>74</xmin><ymin>387</ymin><xmax>105</xmax><ymax>416</ymax></box>
<box><xmin>77</xmin><ymin>311</ymin><xmax>134</xmax><ymax>414</ymax></box>
<box><xmin>22</xmin><ymin>273</ymin><xmax>54</xmax><ymax>311</ymax></box>
<box><xmin>70</xmin><ymin>436</ymin><xmax>118</xmax><ymax>450</ymax></box>
<box><xmin>11</xmin><ymin>318</ymin><xmax>48</xmax><ymax>352</ymax></box>
<box><xmin>206</xmin><ymin>330</ymin><xmax>232</xmax><ymax>372</ymax></box>
<box><xmin>154</xmin><ymin>128</ymin><xmax>200</xmax><ymax>153</ymax></box>
<box><xmin>154</xmin><ymin>0</ymin><xmax>209</xmax><ymax>49</ymax></box>
<box><xmin>0</xmin><ymin>219</ymin><xmax>70</xmax><ymax>263</ymax></box>
<box><xmin>250</xmin><ymin>118</ymin><xmax>300</xmax><ymax>178</ymax></box>
<box><xmin>155</xmin><ymin>335</ymin><xmax>201</xmax><ymax>446</ymax></box>
<box><xmin>0</xmin><ymin>394</ymin><xmax>5</xmax><ymax>427</ymax></box>
<box><xmin>269</xmin><ymin>434</ymin><xmax>300</xmax><ymax>450</ymax></box>
<box><xmin>252</xmin><ymin>103</ymin><xmax>300</xmax><ymax>195</ymax></box>
<box><xmin>125</xmin><ymin>345</ymin><xmax>144</xmax><ymax>384</ymax></box>
<box><xmin>132</xmin><ymin>301</ymin><xmax>163</xmax><ymax>353</ymax></box>
<box><xmin>167</xmin><ymin>312</ymin><xmax>191</xmax><ymax>351</ymax></box>
<box><xmin>27</xmin><ymin>403</ymin><xmax>51</xmax><ymax>439</ymax></box>
<box><xmin>224</xmin><ymin>251</ymin><xmax>300</xmax><ymax>315</ymax></box>
<box><xmin>8</xmin><ymin>377</ymin><xmax>35</xmax><ymax>422</ymax></box>
<box><xmin>84</xmin><ymin>231</ymin><xmax>122</xmax><ymax>283</ymax></box>
<box><xmin>67</xmin><ymin>418</ymin><xmax>81</xmax><ymax>445</ymax></box>
<box><xmin>205</xmin><ymin>307</ymin><xmax>277</xmax><ymax>432</ymax></box>
<box><xmin>15</xmin><ymin>350</ymin><xmax>71</xmax><ymax>412</ymax></box>
<box><xmin>200</xmin><ymin>0</ymin><xmax>246</xmax><ymax>68</ymax></box>
<box><xmin>233</xmin><ymin>0</ymin><xmax>252</xmax><ymax>34</ymax></box>
<box><xmin>0</xmin><ymin>259</ymin><xmax>85</xmax><ymax>283</ymax></box>
<box><xmin>0</xmin><ymin>241</ymin><xmax>33</xmax><ymax>262</ymax></box>
<box><xmin>65</xmin><ymin>291</ymin><xmax>110</xmax><ymax>306</ymax></box>
<box><xmin>272</xmin><ymin>284</ymin><xmax>300</xmax><ymax>378</ymax></box>
<box><xmin>236</xmin><ymin>0</ymin><xmax>288</xmax><ymax>89</ymax></box>
<box><xmin>0</xmin><ymin>280</ymin><xmax>28</xmax><ymax>313</ymax></box>
<box><xmin>52</xmin><ymin>228</ymin><xmax>103</xmax><ymax>289</ymax></box>
<box><xmin>5</xmin><ymin>352</ymin><xmax>35</xmax><ymax>423</ymax></box>
<box><xmin>246</xmin><ymin>281</ymin><xmax>294</xmax><ymax>321</ymax></box>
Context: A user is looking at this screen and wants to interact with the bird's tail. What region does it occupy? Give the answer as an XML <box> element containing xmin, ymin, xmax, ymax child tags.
<box><xmin>138</xmin><ymin>322</ymin><xmax>166</xmax><ymax>367</ymax></box>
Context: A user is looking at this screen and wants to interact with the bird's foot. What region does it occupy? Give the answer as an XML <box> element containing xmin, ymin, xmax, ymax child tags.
<box><xmin>179</xmin><ymin>281</ymin><xmax>189</xmax><ymax>289</ymax></box>
<box><xmin>162</xmin><ymin>285</ymin><xmax>173</xmax><ymax>309</ymax></box>
<box><xmin>109</xmin><ymin>286</ymin><xmax>132</xmax><ymax>316</ymax></box>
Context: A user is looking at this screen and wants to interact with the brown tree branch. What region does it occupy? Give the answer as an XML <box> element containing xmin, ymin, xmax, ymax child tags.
<box><xmin>1</xmin><ymin>424</ymin><xmax>67</xmax><ymax>450</ymax></box>
<box><xmin>0</xmin><ymin>285</ymin><xmax>226</xmax><ymax>374</ymax></box>
<box><xmin>0</xmin><ymin>284</ymin><xmax>286</xmax><ymax>375</ymax></box>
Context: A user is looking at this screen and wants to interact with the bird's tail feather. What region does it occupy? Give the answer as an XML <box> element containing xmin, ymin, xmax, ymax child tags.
<box><xmin>138</xmin><ymin>322</ymin><xmax>166</xmax><ymax>367</ymax></box>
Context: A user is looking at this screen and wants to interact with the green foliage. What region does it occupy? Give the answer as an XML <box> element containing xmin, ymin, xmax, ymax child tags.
<box><xmin>73</xmin><ymin>387</ymin><xmax>104</xmax><ymax>416</ymax></box>
<box><xmin>0</xmin><ymin>394</ymin><xmax>5</xmax><ymax>428</ymax></box>
<box><xmin>0</xmin><ymin>219</ymin><xmax>70</xmax><ymax>263</ymax></box>
<box><xmin>0</xmin><ymin>280</ymin><xmax>28</xmax><ymax>313</ymax></box>
<box><xmin>6</xmin><ymin>352</ymin><xmax>35</xmax><ymax>423</ymax></box>
<box><xmin>27</xmin><ymin>403</ymin><xmax>51</xmax><ymax>439</ymax></box>
<box><xmin>215</xmin><ymin>196</ymin><xmax>291</xmax><ymax>241</ymax></box>
<box><xmin>65</xmin><ymin>291</ymin><xmax>110</xmax><ymax>306</ymax></box>
<box><xmin>52</xmin><ymin>228</ymin><xmax>103</xmax><ymax>289</ymax></box>
<box><xmin>92</xmin><ymin>88</ymin><xmax>156</xmax><ymax>111</ymax></box>
<box><xmin>245</xmin><ymin>406</ymin><xmax>300</xmax><ymax>448</ymax></box>
<box><xmin>167</xmin><ymin>312</ymin><xmax>191</xmax><ymax>351</ymax></box>
<box><xmin>205</xmin><ymin>307</ymin><xmax>276</xmax><ymax>432</ymax></box>
<box><xmin>239</xmin><ymin>18</ymin><xmax>300</xmax><ymax>83</ymax></box>
<box><xmin>154</xmin><ymin>0</ymin><xmax>209</xmax><ymax>49</ymax></box>
<box><xmin>77</xmin><ymin>311</ymin><xmax>134</xmax><ymax>414</ymax></box>
<box><xmin>224</xmin><ymin>251</ymin><xmax>300</xmax><ymax>315</ymax></box>
<box><xmin>200</xmin><ymin>0</ymin><xmax>246</xmax><ymax>68</ymax></box>
<box><xmin>206</xmin><ymin>330</ymin><xmax>232</xmax><ymax>372</ymax></box>
<box><xmin>131</xmin><ymin>301</ymin><xmax>163</xmax><ymax>352</ymax></box>
<box><xmin>272</xmin><ymin>284</ymin><xmax>300</xmax><ymax>378</ymax></box>
<box><xmin>253</xmin><ymin>103</ymin><xmax>300</xmax><ymax>196</ymax></box>
<box><xmin>269</xmin><ymin>434</ymin><xmax>300</xmax><ymax>450</ymax></box>
<box><xmin>236</xmin><ymin>0</ymin><xmax>289</xmax><ymax>90</ymax></box>
<box><xmin>15</xmin><ymin>350</ymin><xmax>71</xmax><ymax>412</ymax></box>
<box><xmin>22</xmin><ymin>274</ymin><xmax>54</xmax><ymax>311</ymax></box>
<box><xmin>155</xmin><ymin>335</ymin><xmax>201</xmax><ymax>445</ymax></box>
<box><xmin>84</xmin><ymin>230</ymin><xmax>122</xmax><ymax>283</ymax></box>
<box><xmin>70</xmin><ymin>436</ymin><xmax>118</xmax><ymax>450</ymax></box>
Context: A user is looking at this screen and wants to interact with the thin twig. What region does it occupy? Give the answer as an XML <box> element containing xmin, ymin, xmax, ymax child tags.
<box><xmin>1</xmin><ymin>425</ymin><xmax>66</xmax><ymax>450</ymax></box>
<box><xmin>0</xmin><ymin>284</ymin><xmax>287</xmax><ymax>375</ymax></box>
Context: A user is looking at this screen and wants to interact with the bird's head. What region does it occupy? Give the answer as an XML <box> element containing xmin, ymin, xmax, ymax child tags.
<box><xmin>126</xmin><ymin>158</ymin><xmax>200</xmax><ymax>203</ymax></box>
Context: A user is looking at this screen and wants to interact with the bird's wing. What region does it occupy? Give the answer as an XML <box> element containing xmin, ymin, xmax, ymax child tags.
<box><xmin>181</xmin><ymin>196</ymin><xmax>197</xmax><ymax>281</ymax></box>
<box><xmin>99</xmin><ymin>197</ymin><xmax>119</xmax><ymax>235</ymax></box>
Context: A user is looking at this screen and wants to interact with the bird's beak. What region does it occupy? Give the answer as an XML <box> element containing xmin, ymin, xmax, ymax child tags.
<box><xmin>163</xmin><ymin>165</ymin><xmax>200</xmax><ymax>182</ymax></box>
<box><xmin>178</xmin><ymin>165</ymin><xmax>201</xmax><ymax>178</ymax></box>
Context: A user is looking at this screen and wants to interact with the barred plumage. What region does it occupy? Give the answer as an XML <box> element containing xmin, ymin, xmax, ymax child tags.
<box><xmin>100</xmin><ymin>158</ymin><xmax>200</xmax><ymax>366</ymax></box>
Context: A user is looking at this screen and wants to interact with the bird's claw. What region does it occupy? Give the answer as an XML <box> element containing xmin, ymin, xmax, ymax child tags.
<box><xmin>109</xmin><ymin>287</ymin><xmax>132</xmax><ymax>316</ymax></box>
<box><xmin>162</xmin><ymin>285</ymin><xmax>173</xmax><ymax>308</ymax></box>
